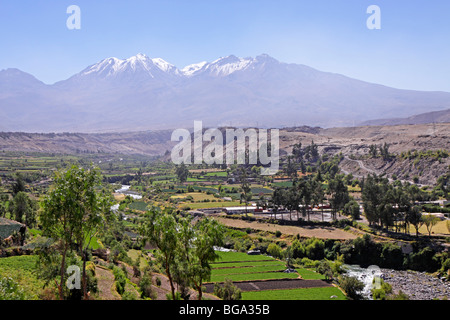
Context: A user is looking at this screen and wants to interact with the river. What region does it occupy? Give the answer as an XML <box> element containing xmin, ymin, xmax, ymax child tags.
<box><xmin>343</xmin><ymin>264</ymin><xmax>383</xmax><ymax>300</ymax></box>
<box><xmin>114</xmin><ymin>184</ymin><xmax>142</xmax><ymax>199</ymax></box>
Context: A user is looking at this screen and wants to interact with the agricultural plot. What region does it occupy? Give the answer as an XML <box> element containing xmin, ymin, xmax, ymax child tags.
<box><xmin>207</xmin><ymin>251</ymin><xmax>345</xmax><ymax>300</ymax></box>
<box><xmin>242</xmin><ymin>287</ymin><xmax>346</xmax><ymax>300</ymax></box>
<box><xmin>0</xmin><ymin>255</ymin><xmax>45</xmax><ymax>299</ymax></box>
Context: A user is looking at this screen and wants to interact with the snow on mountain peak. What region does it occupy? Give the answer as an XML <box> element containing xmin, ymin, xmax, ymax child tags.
<box><xmin>206</xmin><ymin>55</ymin><xmax>254</xmax><ymax>76</ymax></box>
<box><xmin>181</xmin><ymin>61</ymin><xmax>208</xmax><ymax>77</ymax></box>
<box><xmin>78</xmin><ymin>53</ymin><xmax>277</xmax><ymax>80</ymax></box>
<box><xmin>151</xmin><ymin>57</ymin><xmax>178</xmax><ymax>74</ymax></box>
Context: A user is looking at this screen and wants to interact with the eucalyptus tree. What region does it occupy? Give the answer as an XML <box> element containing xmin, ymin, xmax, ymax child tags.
<box><xmin>40</xmin><ymin>165</ymin><xmax>112</xmax><ymax>300</ymax></box>
<box><xmin>140</xmin><ymin>206</ymin><xmax>179</xmax><ymax>299</ymax></box>
<box><xmin>140</xmin><ymin>207</ymin><xmax>224</xmax><ymax>300</ymax></box>
<box><xmin>328</xmin><ymin>174</ymin><xmax>350</xmax><ymax>221</ymax></box>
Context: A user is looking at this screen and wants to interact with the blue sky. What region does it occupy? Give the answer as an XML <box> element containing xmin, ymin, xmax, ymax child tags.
<box><xmin>1</xmin><ymin>0</ymin><xmax>449</xmax><ymax>91</ymax></box>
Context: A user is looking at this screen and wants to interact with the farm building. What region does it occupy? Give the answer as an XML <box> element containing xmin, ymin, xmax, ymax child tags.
<box><xmin>223</xmin><ymin>206</ymin><xmax>259</xmax><ymax>214</ymax></box>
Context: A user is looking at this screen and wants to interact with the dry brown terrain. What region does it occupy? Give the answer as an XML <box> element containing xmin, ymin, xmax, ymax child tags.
<box><xmin>214</xmin><ymin>216</ymin><xmax>358</xmax><ymax>240</ymax></box>
<box><xmin>1</xmin><ymin>123</ymin><xmax>448</xmax><ymax>184</ymax></box>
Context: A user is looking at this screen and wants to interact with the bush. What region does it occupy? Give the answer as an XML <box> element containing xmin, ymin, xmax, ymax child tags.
<box><xmin>380</xmin><ymin>243</ymin><xmax>404</xmax><ymax>269</ymax></box>
<box><xmin>266</xmin><ymin>243</ymin><xmax>283</xmax><ymax>259</ymax></box>
<box><xmin>139</xmin><ymin>271</ymin><xmax>154</xmax><ymax>299</ymax></box>
<box><xmin>339</xmin><ymin>275</ymin><xmax>365</xmax><ymax>300</ymax></box>
<box><xmin>371</xmin><ymin>278</ymin><xmax>392</xmax><ymax>300</ymax></box>
<box><xmin>0</xmin><ymin>277</ymin><xmax>26</xmax><ymax>300</ymax></box>
<box><xmin>300</xmin><ymin>257</ymin><xmax>319</xmax><ymax>268</ymax></box>
<box><xmin>112</xmin><ymin>266</ymin><xmax>127</xmax><ymax>295</ymax></box>
<box><xmin>304</xmin><ymin>238</ymin><xmax>325</xmax><ymax>260</ymax></box>
<box><xmin>213</xmin><ymin>278</ymin><xmax>242</xmax><ymax>300</ymax></box>
<box><xmin>406</xmin><ymin>247</ymin><xmax>439</xmax><ymax>272</ymax></box>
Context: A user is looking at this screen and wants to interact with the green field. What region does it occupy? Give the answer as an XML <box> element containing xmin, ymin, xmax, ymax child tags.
<box><xmin>212</xmin><ymin>264</ymin><xmax>287</xmax><ymax>276</ymax></box>
<box><xmin>204</xmin><ymin>171</ymin><xmax>228</xmax><ymax>177</ymax></box>
<box><xmin>215</xmin><ymin>251</ymin><xmax>277</xmax><ymax>262</ymax></box>
<box><xmin>127</xmin><ymin>201</ymin><xmax>149</xmax><ymax>211</ymax></box>
<box><xmin>186</xmin><ymin>201</ymin><xmax>245</xmax><ymax>209</ymax></box>
<box><xmin>209</xmin><ymin>251</ymin><xmax>340</xmax><ymax>299</ymax></box>
<box><xmin>241</xmin><ymin>287</ymin><xmax>346</xmax><ymax>300</ymax></box>
<box><xmin>210</xmin><ymin>271</ymin><xmax>299</xmax><ymax>283</ymax></box>
<box><xmin>297</xmin><ymin>268</ymin><xmax>326</xmax><ymax>280</ymax></box>
<box><xmin>0</xmin><ymin>255</ymin><xmax>45</xmax><ymax>300</ymax></box>
<box><xmin>211</xmin><ymin>260</ymin><xmax>285</xmax><ymax>269</ymax></box>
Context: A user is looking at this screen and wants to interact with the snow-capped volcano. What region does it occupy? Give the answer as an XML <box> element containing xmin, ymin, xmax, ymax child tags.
<box><xmin>180</xmin><ymin>61</ymin><xmax>208</xmax><ymax>77</ymax></box>
<box><xmin>74</xmin><ymin>53</ymin><xmax>263</xmax><ymax>80</ymax></box>
<box><xmin>2</xmin><ymin>53</ymin><xmax>450</xmax><ymax>132</ymax></box>
<box><xmin>66</xmin><ymin>53</ymin><xmax>180</xmax><ymax>84</ymax></box>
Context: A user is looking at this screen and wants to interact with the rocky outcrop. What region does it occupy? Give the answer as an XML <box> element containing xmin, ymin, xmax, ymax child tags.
<box><xmin>382</xmin><ymin>269</ymin><xmax>450</xmax><ymax>300</ymax></box>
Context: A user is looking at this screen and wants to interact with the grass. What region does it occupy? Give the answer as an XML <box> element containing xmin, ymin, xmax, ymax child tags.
<box><xmin>0</xmin><ymin>255</ymin><xmax>45</xmax><ymax>299</ymax></box>
<box><xmin>210</xmin><ymin>251</ymin><xmax>299</xmax><ymax>282</ymax></box>
<box><xmin>210</xmin><ymin>250</ymin><xmax>337</xmax><ymax>300</ymax></box>
<box><xmin>209</xmin><ymin>271</ymin><xmax>299</xmax><ymax>283</ymax></box>
<box><xmin>297</xmin><ymin>268</ymin><xmax>326</xmax><ymax>280</ymax></box>
<box><xmin>210</xmin><ymin>260</ymin><xmax>285</xmax><ymax>269</ymax></box>
<box><xmin>215</xmin><ymin>251</ymin><xmax>277</xmax><ymax>262</ymax></box>
<box><xmin>174</xmin><ymin>192</ymin><xmax>217</xmax><ymax>201</ymax></box>
<box><xmin>186</xmin><ymin>201</ymin><xmax>245</xmax><ymax>209</ymax></box>
<box><xmin>127</xmin><ymin>249</ymin><xmax>149</xmax><ymax>270</ymax></box>
<box><xmin>127</xmin><ymin>201</ymin><xmax>149</xmax><ymax>211</ymax></box>
<box><xmin>211</xmin><ymin>264</ymin><xmax>286</xmax><ymax>276</ymax></box>
<box><xmin>204</xmin><ymin>171</ymin><xmax>228</xmax><ymax>177</ymax></box>
<box><xmin>241</xmin><ymin>287</ymin><xmax>346</xmax><ymax>300</ymax></box>
<box><xmin>417</xmin><ymin>219</ymin><xmax>450</xmax><ymax>235</ymax></box>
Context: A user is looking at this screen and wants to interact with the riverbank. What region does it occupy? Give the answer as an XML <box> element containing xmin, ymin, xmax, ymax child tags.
<box><xmin>381</xmin><ymin>269</ymin><xmax>450</xmax><ymax>300</ymax></box>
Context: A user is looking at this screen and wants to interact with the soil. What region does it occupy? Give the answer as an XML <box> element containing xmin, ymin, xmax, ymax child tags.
<box><xmin>203</xmin><ymin>278</ymin><xmax>332</xmax><ymax>293</ymax></box>
<box><xmin>95</xmin><ymin>265</ymin><xmax>121</xmax><ymax>300</ymax></box>
<box><xmin>213</xmin><ymin>216</ymin><xmax>358</xmax><ymax>240</ymax></box>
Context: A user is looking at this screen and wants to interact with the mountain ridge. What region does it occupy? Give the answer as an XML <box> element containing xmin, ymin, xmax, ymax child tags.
<box><xmin>2</xmin><ymin>53</ymin><xmax>450</xmax><ymax>133</ymax></box>
<box><xmin>360</xmin><ymin>108</ymin><xmax>450</xmax><ymax>126</ymax></box>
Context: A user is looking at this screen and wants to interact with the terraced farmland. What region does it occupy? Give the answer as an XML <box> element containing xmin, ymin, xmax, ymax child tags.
<box><xmin>205</xmin><ymin>251</ymin><xmax>346</xmax><ymax>300</ymax></box>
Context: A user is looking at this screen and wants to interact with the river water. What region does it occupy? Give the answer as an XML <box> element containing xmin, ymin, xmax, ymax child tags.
<box><xmin>343</xmin><ymin>264</ymin><xmax>383</xmax><ymax>300</ymax></box>
<box><xmin>114</xmin><ymin>184</ymin><xmax>142</xmax><ymax>199</ymax></box>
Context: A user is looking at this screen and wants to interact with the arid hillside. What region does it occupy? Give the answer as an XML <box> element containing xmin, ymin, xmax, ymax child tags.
<box><xmin>0</xmin><ymin>123</ymin><xmax>448</xmax><ymax>185</ymax></box>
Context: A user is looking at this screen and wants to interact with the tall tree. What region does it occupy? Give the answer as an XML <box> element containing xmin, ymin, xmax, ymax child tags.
<box><xmin>313</xmin><ymin>171</ymin><xmax>325</xmax><ymax>221</ymax></box>
<box><xmin>11</xmin><ymin>173</ymin><xmax>26</xmax><ymax>196</ymax></box>
<box><xmin>239</xmin><ymin>168</ymin><xmax>252</xmax><ymax>215</ymax></box>
<box><xmin>270</xmin><ymin>187</ymin><xmax>285</xmax><ymax>220</ymax></box>
<box><xmin>10</xmin><ymin>191</ymin><xmax>33</xmax><ymax>225</ymax></box>
<box><xmin>292</xmin><ymin>143</ymin><xmax>303</xmax><ymax>163</ymax></box>
<box><xmin>40</xmin><ymin>165</ymin><xmax>111</xmax><ymax>300</ymax></box>
<box><xmin>328</xmin><ymin>174</ymin><xmax>350</xmax><ymax>220</ymax></box>
<box><xmin>187</xmin><ymin>217</ymin><xmax>224</xmax><ymax>300</ymax></box>
<box><xmin>176</xmin><ymin>163</ymin><xmax>189</xmax><ymax>184</ymax></box>
<box><xmin>422</xmin><ymin>214</ymin><xmax>440</xmax><ymax>236</ymax></box>
<box><xmin>140</xmin><ymin>207</ymin><xmax>179</xmax><ymax>299</ymax></box>
<box><xmin>407</xmin><ymin>206</ymin><xmax>423</xmax><ymax>237</ymax></box>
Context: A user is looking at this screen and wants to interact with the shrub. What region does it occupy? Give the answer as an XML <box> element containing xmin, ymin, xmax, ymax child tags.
<box><xmin>339</xmin><ymin>275</ymin><xmax>365</xmax><ymax>300</ymax></box>
<box><xmin>0</xmin><ymin>277</ymin><xmax>26</xmax><ymax>300</ymax></box>
<box><xmin>304</xmin><ymin>238</ymin><xmax>325</xmax><ymax>260</ymax></box>
<box><xmin>213</xmin><ymin>278</ymin><xmax>242</xmax><ymax>300</ymax></box>
<box><xmin>139</xmin><ymin>272</ymin><xmax>154</xmax><ymax>299</ymax></box>
<box><xmin>112</xmin><ymin>266</ymin><xmax>127</xmax><ymax>295</ymax></box>
<box><xmin>266</xmin><ymin>243</ymin><xmax>283</xmax><ymax>259</ymax></box>
<box><xmin>371</xmin><ymin>278</ymin><xmax>392</xmax><ymax>300</ymax></box>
